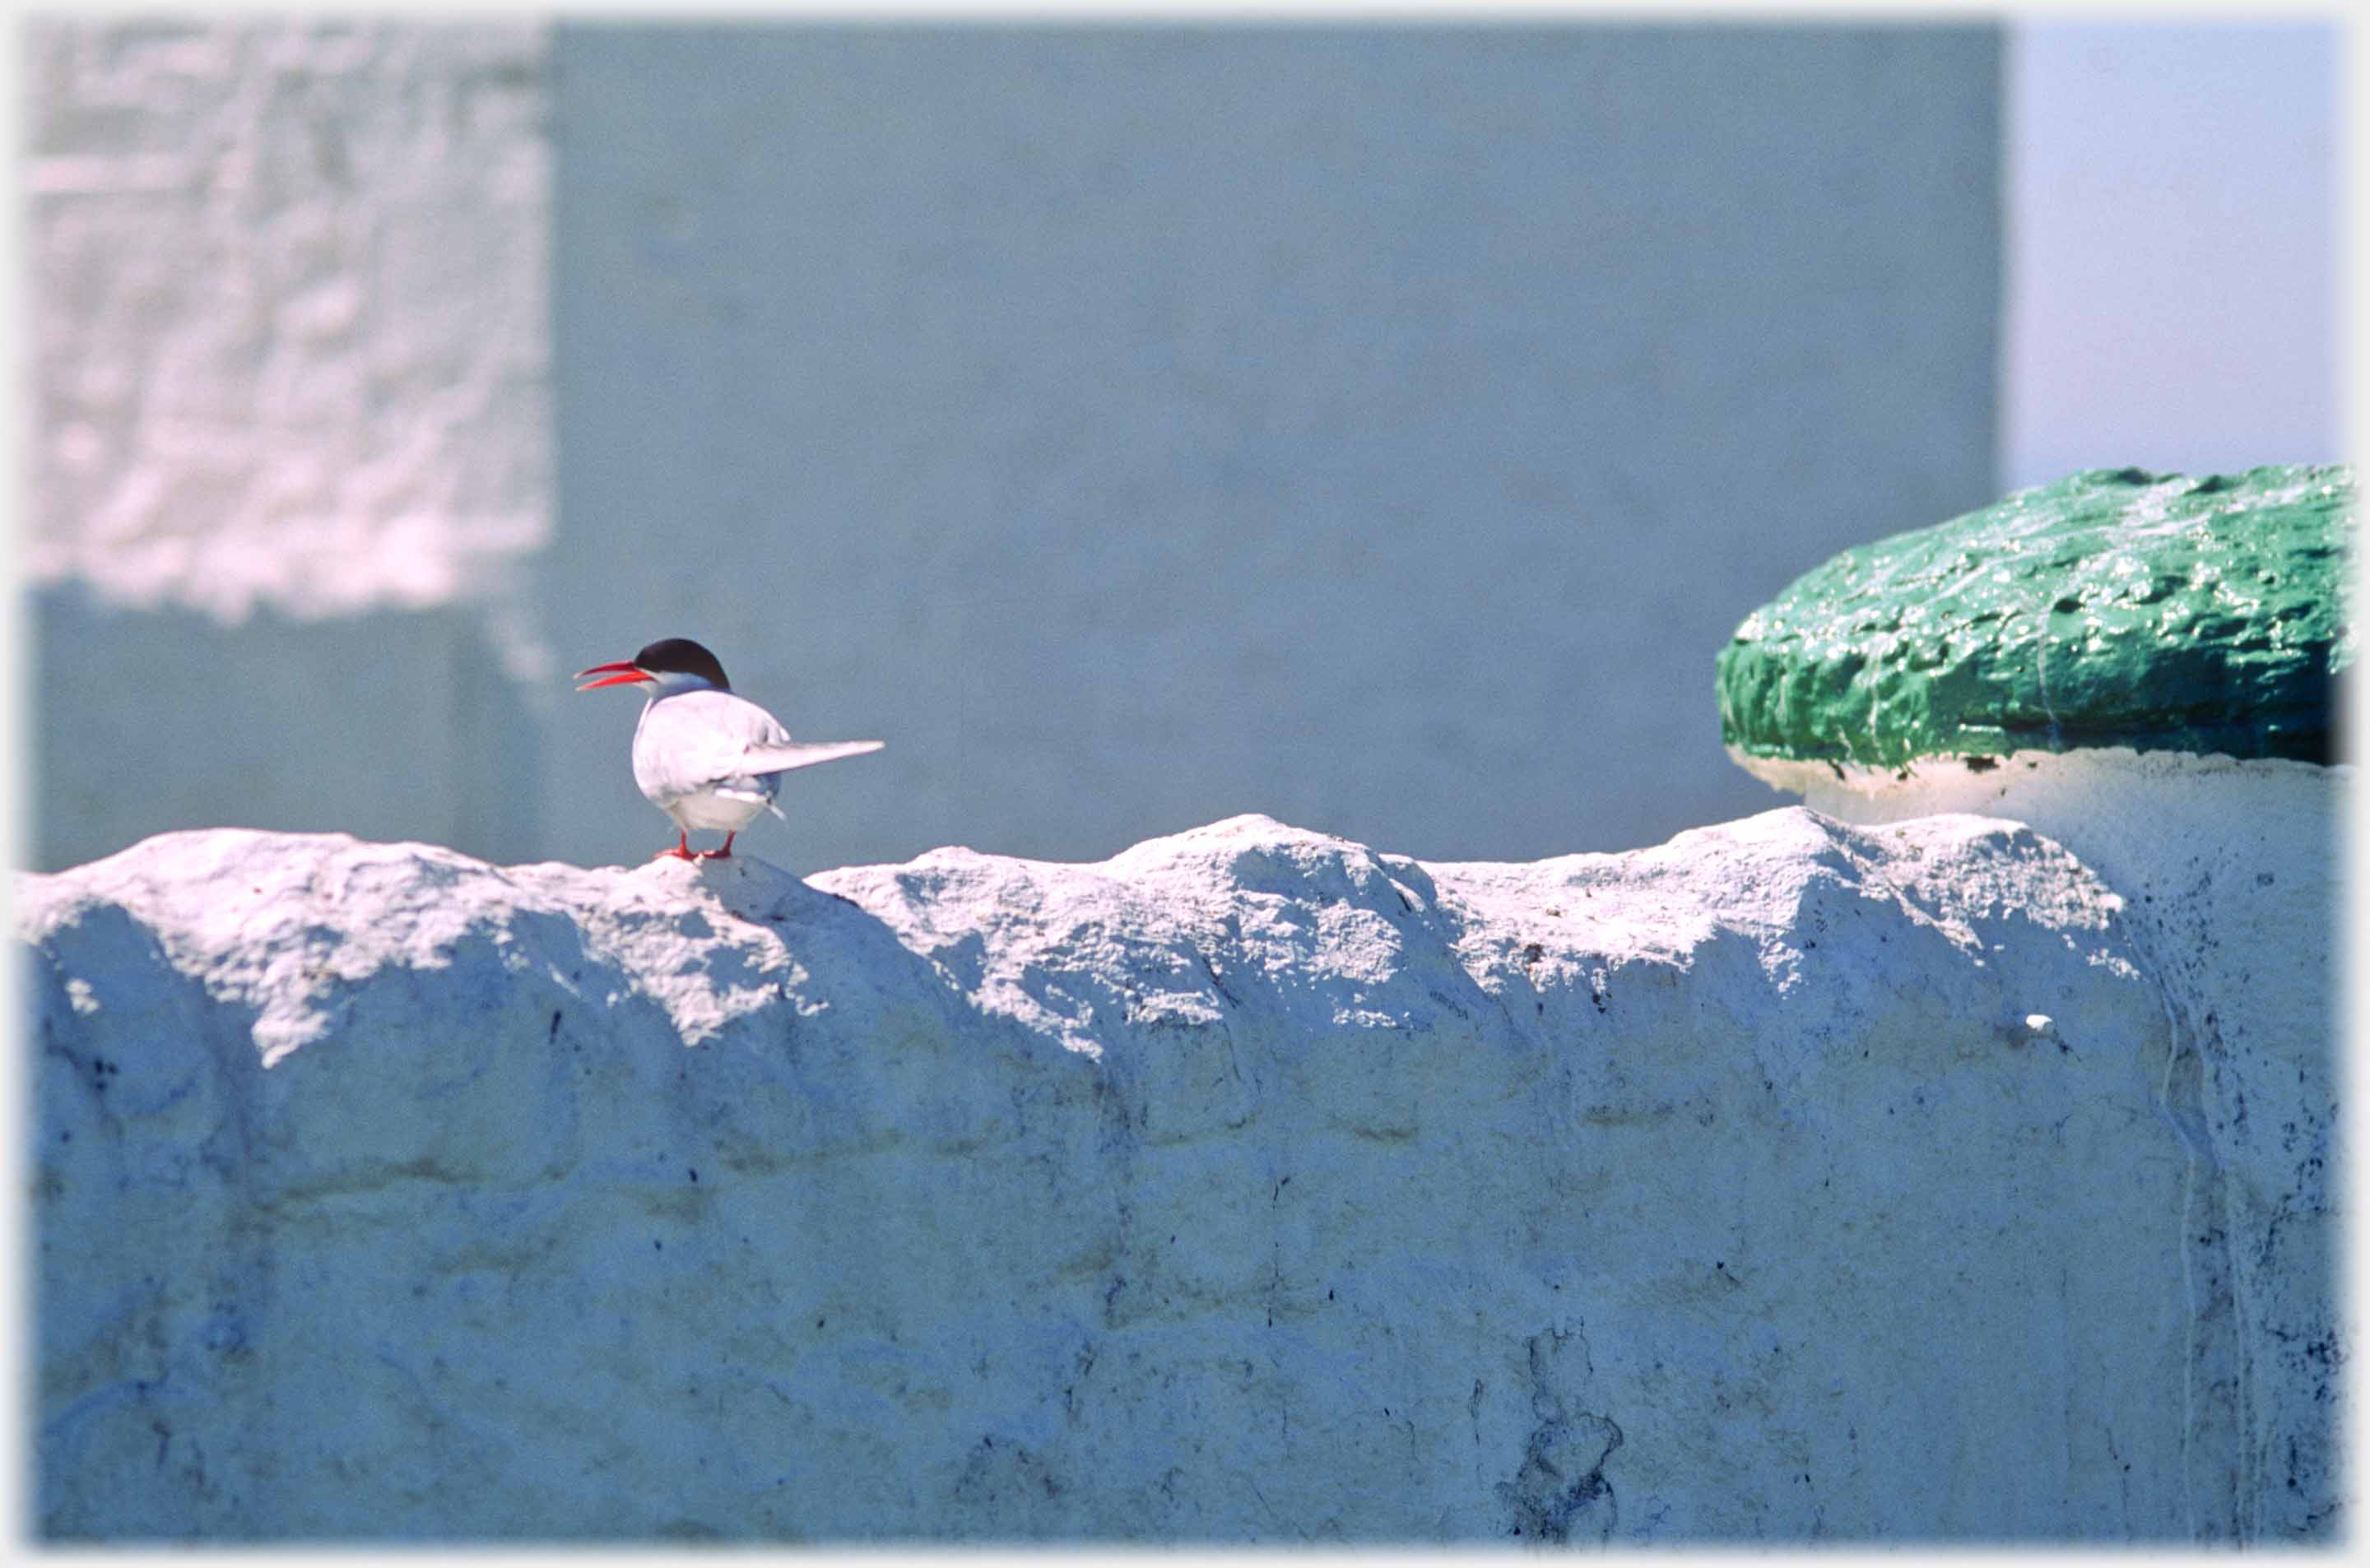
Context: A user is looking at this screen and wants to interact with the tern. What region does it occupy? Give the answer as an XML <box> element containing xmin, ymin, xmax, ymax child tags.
<box><xmin>575</xmin><ymin>637</ymin><xmax>884</xmax><ymax>862</ymax></box>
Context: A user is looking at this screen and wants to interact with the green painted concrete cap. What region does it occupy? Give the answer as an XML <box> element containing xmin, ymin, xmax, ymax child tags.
<box><xmin>1717</xmin><ymin>465</ymin><xmax>2354</xmax><ymax>768</ymax></box>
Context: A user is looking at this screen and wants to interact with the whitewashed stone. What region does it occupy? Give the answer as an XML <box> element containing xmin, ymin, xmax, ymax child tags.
<box><xmin>21</xmin><ymin>810</ymin><xmax>2296</xmax><ymax>1540</ymax></box>
<box><xmin>1736</xmin><ymin>745</ymin><xmax>2344</xmax><ymax>1538</ymax></box>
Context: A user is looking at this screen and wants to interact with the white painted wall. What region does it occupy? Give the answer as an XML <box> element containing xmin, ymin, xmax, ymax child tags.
<box><xmin>25</xmin><ymin>20</ymin><xmax>553</xmax><ymax>870</ymax></box>
<box><xmin>30</xmin><ymin>810</ymin><xmax>2301</xmax><ymax>1539</ymax></box>
<box><xmin>26</xmin><ymin>20</ymin><xmax>551</xmax><ymax>622</ymax></box>
<box><xmin>1738</xmin><ymin>745</ymin><xmax>2344</xmax><ymax>1538</ymax></box>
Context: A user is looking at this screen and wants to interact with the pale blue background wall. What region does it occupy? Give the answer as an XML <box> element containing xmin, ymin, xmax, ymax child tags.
<box><xmin>26</xmin><ymin>21</ymin><xmax>2344</xmax><ymax>874</ymax></box>
<box><xmin>545</xmin><ymin>26</ymin><xmax>2002</xmax><ymax>869</ymax></box>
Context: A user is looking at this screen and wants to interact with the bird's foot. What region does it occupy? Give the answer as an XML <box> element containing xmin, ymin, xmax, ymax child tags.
<box><xmin>695</xmin><ymin>833</ymin><xmax>737</xmax><ymax>862</ymax></box>
<box><xmin>654</xmin><ymin>832</ymin><xmax>696</xmax><ymax>862</ymax></box>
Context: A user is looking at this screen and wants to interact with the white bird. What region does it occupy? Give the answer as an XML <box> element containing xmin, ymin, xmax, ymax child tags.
<box><xmin>575</xmin><ymin>637</ymin><xmax>884</xmax><ymax>861</ymax></box>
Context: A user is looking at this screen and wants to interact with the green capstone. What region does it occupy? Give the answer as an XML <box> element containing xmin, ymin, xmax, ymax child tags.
<box><xmin>1717</xmin><ymin>466</ymin><xmax>2354</xmax><ymax>768</ymax></box>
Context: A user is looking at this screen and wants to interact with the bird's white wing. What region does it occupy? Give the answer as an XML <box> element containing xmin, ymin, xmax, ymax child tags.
<box><xmin>635</xmin><ymin>691</ymin><xmax>884</xmax><ymax>803</ymax></box>
<box><xmin>740</xmin><ymin>739</ymin><xmax>885</xmax><ymax>774</ymax></box>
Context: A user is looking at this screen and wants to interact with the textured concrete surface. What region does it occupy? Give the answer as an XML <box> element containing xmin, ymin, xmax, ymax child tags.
<box><xmin>25</xmin><ymin>810</ymin><xmax>2323</xmax><ymax>1541</ymax></box>
<box><xmin>1736</xmin><ymin>746</ymin><xmax>2345</xmax><ymax>1540</ymax></box>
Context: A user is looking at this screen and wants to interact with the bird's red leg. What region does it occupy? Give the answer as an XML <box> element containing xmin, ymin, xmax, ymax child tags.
<box><xmin>697</xmin><ymin>832</ymin><xmax>737</xmax><ymax>861</ymax></box>
<box><xmin>654</xmin><ymin>830</ymin><xmax>695</xmax><ymax>862</ymax></box>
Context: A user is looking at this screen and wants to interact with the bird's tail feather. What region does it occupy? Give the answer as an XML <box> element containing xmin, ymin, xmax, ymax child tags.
<box><xmin>742</xmin><ymin>739</ymin><xmax>885</xmax><ymax>774</ymax></box>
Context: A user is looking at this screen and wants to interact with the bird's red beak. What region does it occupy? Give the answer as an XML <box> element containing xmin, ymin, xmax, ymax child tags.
<box><xmin>574</xmin><ymin>661</ymin><xmax>652</xmax><ymax>692</ymax></box>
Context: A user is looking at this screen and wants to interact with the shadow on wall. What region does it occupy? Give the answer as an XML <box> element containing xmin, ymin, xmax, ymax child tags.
<box><xmin>32</xmin><ymin>586</ymin><xmax>541</xmax><ymax>873</ymax></box>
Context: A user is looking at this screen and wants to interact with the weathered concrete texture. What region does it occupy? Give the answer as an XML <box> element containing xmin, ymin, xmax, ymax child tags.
<box><xmin>22</xmin><ymin>810</ymin><xmax>2317</xmax><ymax>1541</ymax></box>
<box><xmin>1736</xmin><ymin>748</ymin><xmax>2345</xmax><ymax>1540</ymax></box>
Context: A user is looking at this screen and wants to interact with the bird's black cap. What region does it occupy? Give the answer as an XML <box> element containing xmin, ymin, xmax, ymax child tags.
<box><xmin>634</xmin><ymin>638</ymin><xmax>732</xmax><ymax>691</ymax></box>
